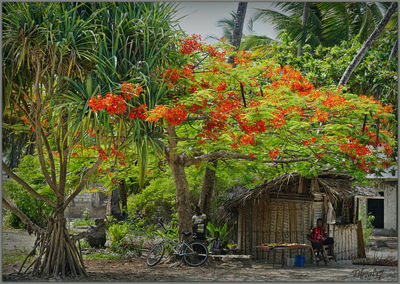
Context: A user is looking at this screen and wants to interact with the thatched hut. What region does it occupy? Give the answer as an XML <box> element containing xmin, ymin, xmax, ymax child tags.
<box><xmin>221</xmin><ymin>172</ymin><xmax>380</xmax><ymax>263</ymax></box>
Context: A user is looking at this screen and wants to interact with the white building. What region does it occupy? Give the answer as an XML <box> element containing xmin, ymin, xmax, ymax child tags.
<box><xmin>358</xmin><ymin>167</ymin><xmax>398</xmax><ymax>233</ymax></box>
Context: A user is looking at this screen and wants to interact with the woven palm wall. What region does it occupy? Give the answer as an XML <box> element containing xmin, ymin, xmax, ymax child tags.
<box><xmin>237</xmin><ymin>195</ymin><xmax>313</xmax><ymax>263</ymax></box>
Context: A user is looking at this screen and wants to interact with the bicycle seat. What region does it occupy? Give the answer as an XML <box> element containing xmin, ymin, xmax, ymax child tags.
<box><xmin>181</xmin><ymin>232</ymin><xmax>192</xmax><ymax>236</ymax></box>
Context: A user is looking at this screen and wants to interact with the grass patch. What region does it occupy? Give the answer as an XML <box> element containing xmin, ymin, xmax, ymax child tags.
<box><xmin>83</xmin><ymin>253</ymin><xmax>122</xmax><ymax>260</ymax></box>
<box><xmin>2</xmin><ymin>251</ymin><xmax>30</xmax><ymax>265</ymax></box>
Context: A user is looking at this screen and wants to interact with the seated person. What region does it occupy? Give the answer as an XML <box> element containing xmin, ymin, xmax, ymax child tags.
<box><xmin>307</xmin><ymin>218</ymin><xmax>334</xmax><ymax>257</ymax></box>
<box><xmin>210</xmin><ymin>231</ymin><xmax>224</xmax><ymax>255</ymax></box>
<box><xmin>192</xmin><ymin>206</ymin><xmax>207</xmax><ymax>241</ymax></box>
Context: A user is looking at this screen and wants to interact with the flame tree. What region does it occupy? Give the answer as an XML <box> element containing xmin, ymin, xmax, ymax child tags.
<box><xmin>88</xmin><ymin>35</ymin><xmax>396</xmax><ymax>236</ymax></box>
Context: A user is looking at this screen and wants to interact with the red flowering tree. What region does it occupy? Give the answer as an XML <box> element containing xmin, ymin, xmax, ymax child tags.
<box><xmin>89</xmin><ymin>35</ymin><xmax>396</xmax><ymax>235</ymax></box>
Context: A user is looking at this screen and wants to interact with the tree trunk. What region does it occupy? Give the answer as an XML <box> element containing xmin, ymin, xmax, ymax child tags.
<box><xmin>198</xmin><ymin>160</ymin><xmax>218</xmax><ymax>219</ymax></box>
<box><xmin>297</xmin><ymin>2</ymin><xmax>310</xmax><ymax>57</ymax></box>
<box><xmin>167</xmin><ymin>125</ymin><xmax>192</xmax><ymax>240</ymax></box>
<box><xmin>30</xmin><ymin>213</ymin><xmax>87</xmax><ymax>278</ymax></box>
<box><xmin>338</xmin><ymin>2</ymin><xmax>398</xmax><ymax>87</ymax></box>
<box><xmin>13</xmin><ymin>200</ymin><xmax>86</xmax><ymax>278</ymax></box>
<box><xmin>388</xmin><ymin>38</ymin><xmax>398</xmax><ymax>64</ymax></box>
<box><xmin>169</xmin><ymin>159</ymin><xmax>192</xmax><ymax>240</ymax></box>
<box><xmin>111</xmin><ymin>188</ymin><xmax>122</xmax><ymax>220</ymax></box>
<box><xmin>228</xmin><ymin>2</ymin><xmax>248</xmax><ymax>63</ymax></box>
<box><xmin>119</xmin><ymin>179</ymin><xmax>128</xmax><ymax>219</ymax></box>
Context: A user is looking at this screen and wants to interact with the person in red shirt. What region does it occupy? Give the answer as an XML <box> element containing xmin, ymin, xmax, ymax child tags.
<box><xmin>308</xmin><ymin>218</ymin><xmax>334</xmax><ymax>256</ymax></box>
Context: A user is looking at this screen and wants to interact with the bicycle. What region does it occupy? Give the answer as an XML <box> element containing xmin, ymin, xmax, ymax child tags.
<box><xmin>146</xmin><ymin>222</ymin><xmax>209</xmax><ymax>267</ymax></box>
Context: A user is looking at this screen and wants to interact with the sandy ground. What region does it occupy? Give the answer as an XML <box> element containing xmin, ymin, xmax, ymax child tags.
<box><xmin>2</xmin><ymin>229</ymin><xmax>398</xmax><ymax>282</ymax></box>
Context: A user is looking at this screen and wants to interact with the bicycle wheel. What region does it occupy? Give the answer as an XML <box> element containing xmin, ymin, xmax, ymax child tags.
<box><xmin>146</xmin><ymin>242</ymin><xmax>165</xmax><ymax>266</ymax></box>
<box><xmin>183</xmin><ymin>241</ymin><xmax>208</xmax><ymax>267</ymax></box>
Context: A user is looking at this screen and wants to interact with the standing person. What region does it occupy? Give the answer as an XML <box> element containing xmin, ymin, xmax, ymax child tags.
<box><xmin>308</xmin><ymin>218</ymin><xmax>335</xmax><ymax>257</ymax></box>
<box><xmin>192</xmin><ymin>206</ymin><xmax>207</xmax><ymax>241</ymax></box>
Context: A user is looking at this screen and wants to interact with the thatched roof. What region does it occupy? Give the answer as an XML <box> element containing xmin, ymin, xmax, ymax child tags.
<box><xmin>222</xmin><ymin>172</ymin><xmax>379</xmax><ymax>211</ymax></box>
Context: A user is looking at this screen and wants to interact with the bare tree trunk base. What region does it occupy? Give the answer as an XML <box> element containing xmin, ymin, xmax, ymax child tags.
<box><xmin>19</xmin><ymin>217</ymin><xmax>87</xmax><ymax>279</ymax></box>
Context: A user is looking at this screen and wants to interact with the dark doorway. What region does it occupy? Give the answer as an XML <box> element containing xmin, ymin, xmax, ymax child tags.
<box><xmin>367</xmin><ymin>198</ymin><xmax>384</xmax><ymax>228</ymax></box>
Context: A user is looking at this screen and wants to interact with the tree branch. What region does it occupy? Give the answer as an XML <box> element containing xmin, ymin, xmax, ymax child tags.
<box><xmin>32</xmin><ymin>63</ymin><xmax>58</xmax><ymax>193</ymax></box>
<box><xmin>25</xmin><ymin>102</ymin><xmax>57</xmax><ymax>185</ymax></box>
<box><xmin>2</xmin><ymin>161</ymin><xmax>56</xmax><ymax>208</ymax></box>
<box><xmin>10</xmin><ymin>95</ymin><xmax>58</xmax><ymax>185</ymax></box>
<box><xmin>2</xmin><ymin>197</ymin><xmax>45</xmax><ymax>234</ymax></box>
<box><xmin>184</xmin><ymin>151</ymin><xmax>255</xmax><ymax>166</ymax></box>
<box><xmin>58</xmin><ymin>111</ymin><xmax>69</xmax><ymax>195</ymax></box>
<box><xmin>61</xmin><ymin>156</ymin><xmax>103</xmax><ymax>212</ymax></box>
<box><xmin>184</xmin><ymin>151</ymin><xmax>314</xmax><ymax>167</ymax></box>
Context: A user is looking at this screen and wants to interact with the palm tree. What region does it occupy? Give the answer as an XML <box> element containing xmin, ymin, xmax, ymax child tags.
<box><xmin>297</xmin><ymin>2</ymin><xmax>310</xmax><ymax>57</ymax></box>
<box><xmin>338</xmin><ymin>2</ymin><xmax>398</xmax><ymax>87</ymax></box>
<box><xmin>214</xmin><ymin>7</ymin><xmax>274</xmax><ymax>51</ymax></box>
<box><xmin>317</xmin><ymin>2</ymin><xmax>391</xmax><ymax>45</ymax></box>
<box><xmin>254</xmin><ymin>2</ymin><xmax>324</xmax><ymax>50</ymax></box>
<box><xmin>231</xmin><ymin>2</ymin><xmax>248</xmax><ymax>48</ymax></box>
<box><xmin>254</xmin><ymin>2</ymin><xmax>391</xmax><ymax>50</ymax></box>
<box><xmin>216</xmin><ymin>11</ymin><xmax>237</xmax><ymax>42</ymax></box>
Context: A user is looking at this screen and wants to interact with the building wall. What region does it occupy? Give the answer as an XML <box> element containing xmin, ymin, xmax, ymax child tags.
<box><xmin>358</xmin><ymin>180</ymin><xmax>397</xmax><ymax>231</ymax></box>
<box><xmin>65</xmin><ymin>191</ymin><xmax>109</xmax><ymax>219</ymax></box>
<box><xmin>327</xmin><ymin>224</ymin><xmax>359</xmax><ymax>260</ymax></box>
<box><xmin>377</xmin><ymin>181</ymin><xmax>397</xmax><ymax>231</ymax></box>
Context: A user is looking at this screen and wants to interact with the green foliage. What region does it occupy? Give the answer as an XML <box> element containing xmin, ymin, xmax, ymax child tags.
<box><xmin>72</xmin><ymin>218</ymin><xmax>95</xmax><ymax>227</ymax></box>
<box><xmin>82</xmin><ymin>208</ymin><xmax>91</xmax><ymax>221</ymax></box>
<box><xmin>107</xmin><ymin>222</ymin><xmax>131</xmax><ymax>254</ymax></box>
<box><xmin>206</xmin><ymin>222</ymin><xmax>231</xmax><ymax>248</ymax></box>
<box><xmin>3</xmin><ymin>155</ymin><xmax>56</xmax><ymax>229</ymax></box>
<box><xmin>108</xmin><ymin>222</ymin><xmax>129</xmax><ymax>243</ymax></box>
<box><xmin>2</xmin><ymin>250</ymin><xmax>32</xmax><ymax>266</ymax></box>
<box><xmin>358</xmin><ymin>204</ymin><xmax>376</xmax><ymax>245</ymax></box>
<box><xmin>78</xmin><ymin>239</ymin><xmax>91</xmax><ymax>250</ymax></box>
<box><xmin>253</xmin><ymin>2</ymin><xmax>392</xmax><ymax>49</ymax></box>
<box><xmin>126</xmin><ymin>162</ymin><xmax>203</xmax><ymax>224</ymax></box>
<box><xmin>254</xmin><ymin>31</ymin><xmax>398</xmax><ymax>109</ymax></box>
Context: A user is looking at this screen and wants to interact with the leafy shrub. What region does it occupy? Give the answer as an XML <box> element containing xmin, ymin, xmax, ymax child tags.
<box><xmin>206</xmin><ymin>222</ymin><xmax>231</xmax><ymax>248</ymax></box>
<box><xmin>108</xmin><ymin>222</ymin><xmax>129</xmax><ymax>243</ymax></box>
<box><xmin>72</xmin><ymin>218</ymin><xmax>95</xmax><ymax>227</ymax></box>
<box><xmin>3</xmin><ymin>155</ymin><xmax>56</xmax><ymax>229</ymax></box>
<box><xmin>79</xmin><ymin>239</ymin><xmax>91</xmax><ymax>250</ymax></box>
<box><xmin>358</xmin><ymin>203</ymin><xmax>375</xmax><ymax>245</ymax></box>
<box><xmin>82</xmin><ymin>208</ymin><xmax>91</xmax><ymax>221</ymax></box>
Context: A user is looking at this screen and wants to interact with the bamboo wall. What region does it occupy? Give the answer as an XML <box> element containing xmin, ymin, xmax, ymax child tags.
<box><xmin>237</xmin><ymin>196</ymin><xmax>313</xmax><ymax>263</ymax></box>
<box><xmin>328</xmin><ymin>224</ymin><xmax>359</xmax><ymax>260</ymax></box>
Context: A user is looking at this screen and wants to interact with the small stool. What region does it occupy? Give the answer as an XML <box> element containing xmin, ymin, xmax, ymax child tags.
<box><xmin>313</xmin><ymin>245</ymin><xmax>336</xmax><ymax>265</ymax></box>
<box><xmin>321</xmin><ymin>245</ymin><xmax>336</xmax><ymax>263</ymax></box>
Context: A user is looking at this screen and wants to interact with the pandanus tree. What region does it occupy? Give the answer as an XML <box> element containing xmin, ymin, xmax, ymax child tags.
<box><xmin>2</xmin><ymin>1</ymin><xmax>181</xmax><ymax>278</ymax></box>
<box><xmin>89</xmin><ymin>1</ymin><xmax>181</xmax><ymax>191</ymax></box>
<box><xmin>2</xmin><ymin>2</ymin><xmax>102</xmax><ymax>277</ymax></box>
<box><xmin>88</xmin><ymin>35</ymin><xmax>396</xmax><ymax>237</ymax></box>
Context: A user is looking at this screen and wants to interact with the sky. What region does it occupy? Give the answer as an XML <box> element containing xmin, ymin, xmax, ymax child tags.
<box><xmin>175</xmin><ymin>2</ymin><xmax>280</xmax><ymax>43</ymax></box>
